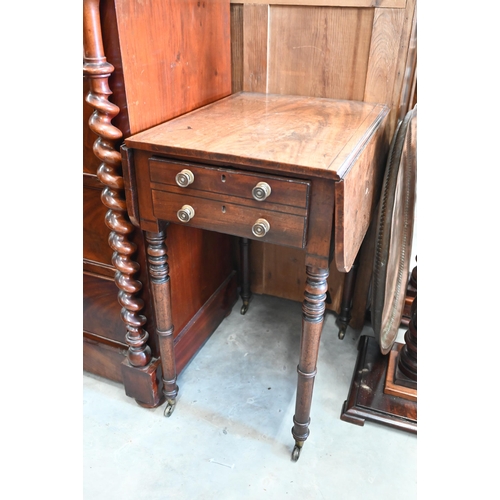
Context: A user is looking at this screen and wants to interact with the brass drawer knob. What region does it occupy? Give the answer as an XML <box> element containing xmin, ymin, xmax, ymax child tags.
<box><xmin>252</xmin><ymin>181</ymin><xmax>271</xmax><ymax>201</ymax></box>
<box><xmin>177</xmin><ymin>205</ymin><xmax>195</xmax><ymax>223</ymax></box>
<box><xmin>175</xmin><ymin>169</ymin><xmax>194</xmax><ymax>187</ymax></box>
<box><xmin>252</xmin><ymin>218</ymin><xmax>270</xmax><ymax>237</ymax></box>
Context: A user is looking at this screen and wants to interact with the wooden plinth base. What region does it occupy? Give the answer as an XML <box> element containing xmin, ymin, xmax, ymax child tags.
<box><xmin>341</xmin><ymin>335</ymin><xmax>417</xmax><ymax>434</ymax></box>
<box><xmin>385</xmin><ymin>344</ymin><xmax>417</xmax><ymax>401</ymax></box>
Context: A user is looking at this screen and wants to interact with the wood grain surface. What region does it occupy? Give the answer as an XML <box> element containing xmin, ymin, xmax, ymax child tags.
<box><xmin>114</xmin><ymin>0</ymin><xmax>232</xmax><ymax>134</ymax></box>
<box><xmin>267</xmin><ymin>6</ymin><xmax>374</xmax><ymax>100</ymax></box>
<box><xmin>227</xmin><ymin>0</ymin><xmax>416</xmax><ymax>313</ymax></box>
<box><xmin>231</xmin><ymin>1</ymin><xmax>406</xmax><ymax>7</ymax></box>
<box><xmin>126</xmin><ymin>92</ymin><xmax>387</xmax><ymax>181</ymax></box>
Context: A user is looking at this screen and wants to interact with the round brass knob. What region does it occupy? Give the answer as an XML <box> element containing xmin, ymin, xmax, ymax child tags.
<box><xmin>175</xmin><ymin>169</ymin><xmax>194</xmax><ymax>187</ymax></box>
<box><xmin>251</xmin><ymin>218</ymin><xmax>270</xmax><ymax>237</ymax></box>
<box><xmin>252</xmin><ymin>182</ymin><xmax>271</xmax><ymax>201</ymax></box>
<box><xmin>177</xmin><ymin>205</ymin><xmax>195</xmax><ymax>223</ymax></box>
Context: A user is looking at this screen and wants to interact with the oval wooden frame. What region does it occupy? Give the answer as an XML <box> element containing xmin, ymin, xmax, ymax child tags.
<box><xmin>371</xmin><ymin>106</ymin><xmax>417</xmax><ymax>355</ymax></box>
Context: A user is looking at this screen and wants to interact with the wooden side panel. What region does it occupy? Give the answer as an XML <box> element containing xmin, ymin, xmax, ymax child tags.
<box><xmin>248</xmin><ymin>243</ymin><xmax>344</xmax><ymax>312</ymax></box>
<box><xmin>364</xmin><ymin>8</ymin><xmax>406</xmax><ymax>106</ymax></box>
<box><xmin>243</xmin><ymin>4</ymin><xmax>268</xmax><ymax>92</ymax></box>
<box><xmin>231</xmin><ymin>3</ymin><xmax>244</xmax><ymax>93</ymax></box>
<box><xmin>83</xmin><ymin>184</ymin><xmax>113</xmax><ymax>266</ymax></box>
<box><xmin>83</xmin><ymin>273</ymin><xmax>127</xmax><ymax>345</ymax></box>
<box><xmin>166</xmin><ymin>224</ymin><xmax>235</xmax><ymax>338</ymax></box>
<box><xmin>114</xmin><ymin>0</ymin><xmax>232</xmax><ymax>134</ymax></box>
<box><xmin>388</xmin><ymin>0</ymin><xmax>417</xmax><ymax>134</ymax></box>
<box><xmin>83</xmin><ymin>338</ymin><xmax>127</xmax><ymax>383</ymax></box>
<box><xmin>334</xmin><ymin>111</ymin><xmax>389</xmax><ymax>272</ymax></box>
<box><xmin>268</xmin><ymin>6</ymin><xmax>373</xmax><ymax>100</ymax></box>
<box><xmin>228</xmin><ymin>0</ymin><xmax>416</xmax><ymax>313</ymax></box>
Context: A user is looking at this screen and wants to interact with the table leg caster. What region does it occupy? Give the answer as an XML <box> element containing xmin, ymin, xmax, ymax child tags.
<box><xmin>338</xmin><ymin>324</ymin><xmax>347</xmax><ymax>340</ymax></box>
<box><xmin>291</xmin><ymin>442</ymin><xmax>303</xmax><ymax>462</ymax></box>
<box><xmin>240</xmin><ymin>300</ymin><xmax>249</xmax><ymax>315</ymax></box>
<box><xmin>163</xmin><ymin>399</ymin><xmax>176</xmax><ymax>417</ymax></box>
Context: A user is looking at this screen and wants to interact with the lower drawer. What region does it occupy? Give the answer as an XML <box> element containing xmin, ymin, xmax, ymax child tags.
<box><xmin>152</xmin><ymin>190</ymin><xmax>308</xmax><ymax>248</ymax></box>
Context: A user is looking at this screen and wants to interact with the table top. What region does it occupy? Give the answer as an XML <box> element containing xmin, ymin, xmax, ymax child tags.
<box><xmin>125</xmin><ymin>92</ymin><xmax>388</xmax><ymax>180</ymax></box>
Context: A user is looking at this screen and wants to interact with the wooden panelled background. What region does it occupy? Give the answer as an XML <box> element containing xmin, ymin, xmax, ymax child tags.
<box><xmin>230</xmin><ymin>0</ymin><xmax>416</xmax><ymax>316</ymax></box>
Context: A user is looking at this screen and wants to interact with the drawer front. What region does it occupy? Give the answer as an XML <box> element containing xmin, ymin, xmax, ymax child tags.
<box><xmin>152</xmin><ymin>190</ymin><xmax>308</xmax><ymax>249</ymax></box>
<box><xmin>149</xmin><ymin>157</ymin><xmax>310</xmax><ymax>210</ymax></box>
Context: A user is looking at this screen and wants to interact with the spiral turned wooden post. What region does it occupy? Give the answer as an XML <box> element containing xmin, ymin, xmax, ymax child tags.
<box><xmin>83</xmin><ymin>0</ymin><xmax>151</xmax><ymax>371</ymax></box>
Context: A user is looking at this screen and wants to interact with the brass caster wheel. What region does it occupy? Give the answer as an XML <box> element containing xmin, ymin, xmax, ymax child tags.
<box><xmin>291</xmin><ymin>445</ymin><xmax>302</xmax><ymax>462</ymax></box>
<box><xmin>163</xmin><ymin>400</ymin><xmax>176</xmax><ymax>418</ymax></box>
<box><xmin>338</xmin><ymin>325</ymin><xmax>346</xmax><ymax>340</ymax></box>
<box><xmin>240</xmin><ymin>302</ymin><xmax>249</xmax><ymax>315</ymax></box>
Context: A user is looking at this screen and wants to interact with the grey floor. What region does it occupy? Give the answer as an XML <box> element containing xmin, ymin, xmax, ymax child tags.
<box><xmin>83</xmin><ymin>294</ymin><xmax>416</xmax><ymax>500</ymax></box>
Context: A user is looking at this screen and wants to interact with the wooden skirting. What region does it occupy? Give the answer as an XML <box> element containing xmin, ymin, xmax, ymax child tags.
<box><xmin>83</xmin><ymin>271</ymin><xmax>239</xmax><ymax>392</ymax></box>
<box><xmin>174</xmin><ymin>271</ymin><xmax>239</xmax><ymax>374</ymax></box>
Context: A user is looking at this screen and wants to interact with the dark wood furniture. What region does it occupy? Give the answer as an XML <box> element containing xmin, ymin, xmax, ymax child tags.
<box><xmin>341</xmin><ymin>104</ymin><xmax>417</xmax><ymax>433</ymax></box>
<box><xmin>229</xmin><ymin>0</ymin><xmax>417</xmax><ymax>329</ymax></box>
<box><xmin>340</xmin><ymin>264</ymin><xmax>417</xmax><ymax>433</ymax></box>
<box><xmin>122</xmin><ymin>91</ymin><xmax>390</xmax><ymax>459</ymax></box>
<box><xmin>83</xmin><ymin>0</ymin><xmax>237</xmax><ymax>407</ymax></box>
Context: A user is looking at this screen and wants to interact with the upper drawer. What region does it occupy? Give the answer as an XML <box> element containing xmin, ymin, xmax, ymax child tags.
<box><xmin>149</xmin><ymin>157</ymin><xmax>310</xmax><ymax>210</ymax></box>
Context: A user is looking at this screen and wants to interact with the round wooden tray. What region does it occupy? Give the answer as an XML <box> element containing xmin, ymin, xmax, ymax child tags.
<box><xmin>371</xmin><ymin>106</ymin><xmax>417</xmax><ymax>355</ymax></box>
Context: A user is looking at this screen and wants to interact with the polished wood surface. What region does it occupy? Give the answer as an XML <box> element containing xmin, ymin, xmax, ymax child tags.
<box><xmin>126</xmin><ymin>93</ymin><xmax>386</xmax><ymax>179</ymax></box>
<box><xmin>267</xmin><ymin>7</ymin><xmax>373</xmax><ymax>100</ymax></box>
<box><xmin>83</xmin><ymin>0</ymin><xmax>239</xmax><ymax>406</ymax></box>
<box><xmin>125</xmin><ymin>91</ymin><xmax>389</xmax><ymax>458</ymax></box>
<box><xmin>292</xmin><ymin>266</ymin><xmax>329</xmax><ymax>458</ymax></box>
<box><xmin>341</xmin><ymin>335</ymin><xmax>417</xmax><ymax>433</ymax></box>
<box><xmin>149</xmin><ymin>159</ymin><xmax>310</xmax><ymax>208</ymax></box>
<box><xmin>342</xmin><ymin>267</ymin><xmax>417</xmax><ymax>427</ymax></box>
<box><xmin>83</xmin><ymin>273</ymin><xmax>128</xmax><ymax>345</ymax></box>
<box><xmin>126</xmin><ymin>92</ymin><xmax>388</xmax><ymax>273</ymax></box>
<box><xmin>113</xmin><ymin>0</ymin><xmax>232</xmax><ymax>135</ymax></box>
<box><xmin>145</xmin><ymin>230</ymin><xmax>179</xmax><ymax>415</ymax></box>
<box><xmin>229</xmin><ymin>0</ymin><xmax>416</xmax><ymax>317</ymax></box>
<box><xmin>84</xmin><ymin>0</ymin><xmax>154</xmax><ymax>386</ymax></box>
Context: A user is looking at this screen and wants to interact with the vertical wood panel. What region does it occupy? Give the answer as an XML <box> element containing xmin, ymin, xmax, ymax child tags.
<box><xmin>114</xmin><ymin>0</ymin><xmax>232</xmax><ymax>134</ymax></box>
<box><xmin>261</xmin><ymin>244</ymin><xmax>306</xmax><ymax>303</ymax></box>
<box><xmin>231</xmin><ymin>3</ymin><xmax>244</xmax><ymax>92</ymax></box>
<box><xmin>267</xmin><ymin>6</ymin><xmax>373</xmax><ymax>100</ymax></box>
<box><xmin>363</xmin><ymin>7</ymin><xmax>405</xmax><ymax>132</ymax></box>
<box><xmin>242</xmin><ymin>4</ymin><xmax>268</xmax><ymax>92</ymax></box>
<box><xmin>230</xmin><ymin>0</ymin><xmax>416</xmax><ymax>315</ymax></box>
<box><xmin>249</xmin><ymin>242</ymin><xmax>343</xmax><ymax>313</ymax></box>
<box><xmin>389</xmin><ymin>0</ymin><xmax>417</xmax><ymax>130</ymax></box>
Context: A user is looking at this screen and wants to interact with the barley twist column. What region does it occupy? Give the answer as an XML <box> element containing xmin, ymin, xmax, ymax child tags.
<box><xmin>83</xmin><ymin>0</ymin><xmax>151</xmax><ymax>371</ymax></box>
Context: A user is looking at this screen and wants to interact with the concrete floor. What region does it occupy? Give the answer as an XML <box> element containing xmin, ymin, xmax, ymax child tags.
<box><xmin>83</xmin><ymin>294</ymin><xmax>416</xmax><ymax>499</ymax></box>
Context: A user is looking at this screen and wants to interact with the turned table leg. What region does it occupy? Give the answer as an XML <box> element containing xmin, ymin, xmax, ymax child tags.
<box><xmin>291</xmin><ymin>266</ymin><xmax>329</xmax><ymax>461</ymax></box>
<box><xmin>336</xmin><ymin>256</ymin><xmax>359</xmax><ymax>340</ymax></box>
<box><xmin>145</xmin><ymin>229</ymin><xmax>179</xmax><ymax>417</ymax></box>
<box><xmin>240</xmin><ymin>237</ymin><xmax>251</xmax><ymax>315</ymax></box>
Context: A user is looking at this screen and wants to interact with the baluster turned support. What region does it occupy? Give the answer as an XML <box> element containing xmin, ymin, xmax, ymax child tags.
<box><xmin>83</xmin><ymin>0</ymin><xmax>160</xmax><ymax>405</ymax></box>
<box><xmin>336</xmin><ymin>256</ymin><xmax>359</xmax><ymax>340</ymax></box>
<box><xmin>291</xmin><ymin>266</ymin><xmax>329</xmax><ymax>461</ymax></box>
<box><xmin>240</xmin><ymin>238</ymin><xmax>251</xmax><ymax>314</ymax></box>
<box><xmin>145</xmin><ymin>230</ymin><xmax>179</xmax><ymax>417</ymax></box>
